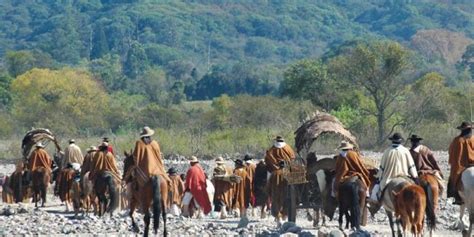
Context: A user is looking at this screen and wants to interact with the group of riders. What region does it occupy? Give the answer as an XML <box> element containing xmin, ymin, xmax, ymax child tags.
<box><xmin>1</xmin><ymin>121</ymin><xmax>473</xmax><ymax>231</ymax></box>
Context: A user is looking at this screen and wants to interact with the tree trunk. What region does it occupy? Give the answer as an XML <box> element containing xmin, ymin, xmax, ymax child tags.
<box><xmin>377</xmin><ymin>110</ymin><xmax>385</xmax><ymax>145</ymax></box>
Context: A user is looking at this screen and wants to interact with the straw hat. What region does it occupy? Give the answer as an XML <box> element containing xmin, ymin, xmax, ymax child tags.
<box><xmin>99</xmin><ymin>142</ymin><xmax>108</xmax><ymax>148</ymax></box>
<box><xmin>87</xmin><ymin>146</ymin><xmax>98</xmax><ymax>152</ymax></box>
<box><xmin>215</xmin><ymin>156</ymin><xmax>225</xmax><ymax>164</ymax></box>
<box><xmin>337</xmin><ymin>141</ymin><xmax>354</xmax><ymax>150</ymax></box>
<box><xmin>189</xmin><ymin>156</ymin><xmax>199</xmax><ymax>163</ymax></box>
<box><xmin>274</xmin><ymin>136</ymin><xmax>284</xmax><ymax>142</ymax></box>
<box><xmin>69</xmin><ymin>139</ymin><xmax>76</xmax><ymax>144</ymax></box>
<box><xmin>35</xmin><ymin>142</ymin><xmax>45</xmax><ymax>148</ymax></box>
<box><xmin>140</xmin><ymin>126</ymin><xmax>155</xmax><ymax>138</ymax></box>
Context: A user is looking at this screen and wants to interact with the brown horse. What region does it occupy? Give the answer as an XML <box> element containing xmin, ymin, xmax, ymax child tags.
<box><xmin>56</xmin><ymin>168</ymin><xmax>76</xmax><ymax>211</ymax></box>
<box><xmin>419</xmin><ymin>173</ymin><xmax>438</xmax><ymax>234</ymax></box>
<box><xmin>253</xmin><ymin>160</ymin><xmax>270</xmax><ymax>219</ymax></box>
<box><xmin>80</xmin><ymin>172</ymin><xmax>97</xmax><ymax>215</ymax></box>
<box><xmin>337</xmin><ymin>176</ymin><xmax>367</xmax><ymax>230</ymax></box>
<box><xmin>123</xmin><ymin>151</ymin><xmax>168</xmax><ymax>237</ymax></box>
<box><xmin>31</xmin><ymin>167</ymin><xmax>50</xmax><ymax>208</ymax></box>
<box><xmin>393</xmin><ymin>184</ymin><xmax>426</xmax><ymax>237</ymax></box>
<box><xmin>94</xmin><ymin>171</ymin><xmax>119</xmax><ymax>217</ymax></box>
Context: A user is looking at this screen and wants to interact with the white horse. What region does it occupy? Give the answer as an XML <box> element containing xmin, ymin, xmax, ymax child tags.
<box><xmin>458</xmin><ymin>167</ymin><xmax>474</xmax><ymax>237</ymax></box>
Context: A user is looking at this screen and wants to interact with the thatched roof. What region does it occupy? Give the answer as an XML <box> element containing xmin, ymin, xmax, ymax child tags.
<box><xmin>21</xmin><ymin>128</ymin><xmax>62</xmax><ymax>159</ymax></box>
<box><xmin>294</xmin><ymin>111</ymin><xmax>358</xmax><ymax>153</ymax></box>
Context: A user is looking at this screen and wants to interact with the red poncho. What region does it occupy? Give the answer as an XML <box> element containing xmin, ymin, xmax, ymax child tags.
<box><xmin>185</xmin><ymin>164</ymin><xmax>211</xmax><ymax>214</ymax></box>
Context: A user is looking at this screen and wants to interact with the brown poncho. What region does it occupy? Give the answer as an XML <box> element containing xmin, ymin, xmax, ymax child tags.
<box><xmin>168</xmin><ymin>174</ymin><xmax>185</xmax><ymax>206</ymax></box>
<box><xmin>410</xmin><ymin>145</ymin><xmax>442</xmax><ymax>175</ymax></box>
<box><xmin>213</xmin><ymin>165</ymin><xmax>235</xmax><ymax>208</ymax></box>
<box><xmin>448</xmin><ymin>135</ymin><xmax>474</xmax><ymax>190</ymax></box>
<box><xmin>81</xmin><ymin>151</ymin><xmax>96</xmax><ymax>177</ymax></box>
<box><xmin>88</xmin><ymin>151</ymin><xmax>120</xmax><ymax>183</ymax></box>
<box><xmin>133</xmin><ymin>139</ymin><xmax>168</xmax><ymax>179</ymax></box>
<box><xmin>245</xmin><ymin>162</ymin><xmax>256</xmax><ymax>206</ymax></box>
<box><xmin>334</xmin><ymin>150</ymin><xmax>370</xmax><ymax>198</ymax></box>
<box><xmin>232</xmin><ymin>167</ymin><xmax>251</xmax><ymax>211</ymax></box>
<box><xmin>265</xmin><ymin>143</ymin><xmax>296</xmax><ymax>172</ymax></box>
<box><xmin>265</xmin><ymin>143</ymin><xmax>295</xmax><ymax>218</ymax></box>
<box><xmin>28</xmin><ymin>148</ymin><xmax>52</xmax><ymax>173</ymax></box>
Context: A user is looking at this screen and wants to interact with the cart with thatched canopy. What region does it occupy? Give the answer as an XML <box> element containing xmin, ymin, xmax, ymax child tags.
<box><xmin>21</xmin><ymin>128</ymin><xmax>63</xmax><ymax>166</ymax></box>
<box><xmin>285</xmin><ymin>111</ymin><xmax>360</xmax><ymax>223</ymax></box>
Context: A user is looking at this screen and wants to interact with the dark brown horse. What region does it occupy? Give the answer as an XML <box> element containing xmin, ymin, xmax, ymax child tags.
<box><xmin>94</xmin><ymin>171</ymin><xmax>119</xmax><ymax>217</ymax></box>
<box><xmin>123</xmin><ymin>151</ymin><xmax>167</xmax><ymax>237</ymax></box>
<box><xmin>31</xmin><ymin>167</ymin><xmax>50</xmax><ymax>208</ymax></box>
<box><xmin>253</xmin><ymin>160</ymin><xmax>271</xmax><ymax>219</ymax></box>
<box><xmin>337</xmin><ymin>176</ymin><xmax>367</xmax><ymax>230</ymax></box>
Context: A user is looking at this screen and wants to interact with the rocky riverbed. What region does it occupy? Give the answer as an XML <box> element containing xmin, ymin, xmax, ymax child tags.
<box><xmin>0</xmin><ymin>151</ymin><xmax>469</xmax><ymax>236</ymax></box>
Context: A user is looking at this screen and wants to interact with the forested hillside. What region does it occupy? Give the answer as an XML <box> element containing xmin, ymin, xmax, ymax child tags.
<box><xmin>0</xmin><ymin>0</ymin><xmax>473</xmax><ymax>154</ymax></box>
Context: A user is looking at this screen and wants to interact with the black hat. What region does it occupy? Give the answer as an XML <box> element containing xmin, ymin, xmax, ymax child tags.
<box><xmin>388</xmin><ymin>133</ymin><xmax>404</xmax><ymax>143</ymax></box>
<box><xmin>234</xmin><ymin>159</ymin><xmax>244</xmax><ymax>167</ymax></box>
<box><xmin>167</xmin><ymin>167</ymin><xmax>177</xmax><ymax>175</ymax></box>
<box><xmin>408</xmin><ymin>134</ymin><xmax>423</xmax><ymax>141</ymax></box>
<box><xmin>275</xmin><ymin>136</ymin><xmax>284</xmax><ymax>142</ymax></box>
<box><xmin>244</xmin><ymin>154</ymin><xmax>253</xmax><ymax>161</ymax></box>
<box><xmin>102</xmin><ymin>137</ymin><xmax>110</xmax><ymax>142</ymax></box>
<box><xmin>457</xmin><ymin>121</ymin><xmax>472</xmax><ymax>130</ymax></box>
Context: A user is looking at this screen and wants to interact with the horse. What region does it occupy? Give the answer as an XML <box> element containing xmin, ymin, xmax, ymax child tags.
<box><xmin>123</xmin><ymin>151</ymin><xmax>168</xmax><ymax>237</ymax></box>
<box><xmin>94</xmin><ymin>171</ymin><xmax>119</xmax><ymax>217</ymax></box>
<box><xmin>392</xmin><ymin>184</ymin><xmax>426</xmax><ymax>237</ymax></box>
<box><xmin>9</xmin><ymin>162</ymin><xmax>31</xmax><ymax>203</ymax></box>
<box><xmin>368</xmin><ymin>176</ymin><xmax>413</xmax><ymax>237</ymax></box>
<box><xmin>337</xmin><ymin>176</ymin><xmax>366</xmax><ymax>231</ymax></box>
<box><xmin>419</xmin><ymin>173</ymin><xmax>438</xmax><ymax>234</ymax></box>
<box><xmin>1</xmin><ymin>175</ymin><xmax>14</xmax><ymax>203</ymax></box>
<box><xmin>56</xmin><ymin>168</ymin><xmax>76</xmax><ymax>211</ymax></box>
<box><xmin>253</xmin><ymin>160</ymin><xmax>270</xmax><ymax>219</ymax></box>
<box><xmin>31</xmin><ymin>167</ymin><xmax>50</xmax><ymax>208</ymax></box>
<box><xmin>80</xmin><ymin>172</ymin><xmax>97</xmax><ymax>215</ymax></box>
<box><xmin>458</xmin><ymin>166</ymin><xmax>474</xmax><ymax>237</ymax></box>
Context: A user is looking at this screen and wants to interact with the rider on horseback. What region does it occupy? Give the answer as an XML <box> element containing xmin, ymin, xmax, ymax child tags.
<box><xmin>409</xmin><ymin>135</ymin><xmax>445</xmax><ymax>195</ymax></box>
<box><xmin>88</xmin><ymin>142</ymin><xmax>121</xmax><ymax>183</ymax></box>
<box><xmin>369</xmin><ymin>133</ymin><xmax>418</xmax><ymax>204</ymax></box>
<box><xmin>448</xmin><ymin>121</ymin><xmax>474</xmax><ymax>205</ymax></box>
<box><xmin>212</xmin><ymin>156</ymin><xmax>235</xmax><ymax>219</ymax></box>
<box><xmin>28</xmin><ymin>142</ymin><xmax>52</xmax><ymax>174</ymax></box>
<box><xmin>62</xmin><ymin>139</ymin><xmax>83</xmax><ymax>168</ymax></box>
<box><xmin>333</xmin><ymin>141</ymin><xmax>371</xmax><ymax>199</ymax></box>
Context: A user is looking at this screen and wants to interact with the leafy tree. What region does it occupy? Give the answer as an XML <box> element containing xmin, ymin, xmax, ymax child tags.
<box><xmin>5</xmin><ymin>51</ymin><xmax>35</xmax><ymax>78</ymax></box>
<box><xmin>90</xmin><ymin>24</ymin><xmax>109</xmax><ymax>59</ymax></box>
<box><xmin>89</xmin><ymin>54</ymin><xmax>125</xmax><ymax>91</ymax></box>
<box><xmin>281</xmin><ymin>59</ymin><xmax>339</xmax><ymax>111</ymax></box>
<box><xmin>329</xmin><ymin>40</ymin><xmax>411</xmax><ymax>144</ymax></box>
<box><xmin>211</xmin><ymin>94</ymin><xmax>232</xmax><ymax>129</ymax></box>
<box><xmin>123</xmin><ymin>41</ymin><xmax>149</xmax><ymax>79</ymax></box>
<box><xmin>11</xmin><ymin>68</ymin><xmax>109</xmax><ymax>135</ymax></box>
<box><xmin>0</xmin><ymin>72</ymin><xmax>13</xmax><ymax>109</ymax></box>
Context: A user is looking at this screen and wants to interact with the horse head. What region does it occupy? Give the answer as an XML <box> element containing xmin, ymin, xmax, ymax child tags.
<box><xmin>123</xmin><ymin>150</ymin><xmax>135</xmax><ymax>181</ymax></box>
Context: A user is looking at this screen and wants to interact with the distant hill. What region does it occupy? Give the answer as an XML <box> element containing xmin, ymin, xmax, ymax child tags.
<box><xmin>0</xmin><ymin>0</ymin><xmax>472</xmax><ymax>98</ymax></box>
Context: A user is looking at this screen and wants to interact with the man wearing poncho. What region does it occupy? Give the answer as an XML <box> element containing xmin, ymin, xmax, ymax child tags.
<box><xmin>334</xmin><ymin>141</ymin><xmax>370</xmax><ymax>199</ymax></box>
<box><xmin>408</xmin><ymin>135</ymin><xmax>444</xmax><ymax>195</ymax></box>
<box><xmin>182</xmin><ymin>156</ymin><xmax>211</xmax><ymax>217</ymax></box>
<box><xmin>264</xmin><ymin>136</ymin><xmax>296</xmax><ymax>223</ymax></box>
<box><xmin>28</xmin><ymin>142</ymin><xmax>52</xmax><ymax>174</ymax></box>
<box><xmin>448</xmin><ymin>121</ymin><xmax>474</xmax><ymax>205</ymax></box>
<box><xmin>233</xmin><ymin>159</ymin><xmax>251</xmax><ymax>220</ymax></box>
<box><xmin>167</xmin><ymin>167</ymin><xmax>185</xmax><ymax>216</ymax></box>
<box><xmin>369</xmin><ymin>133</ymin><xmax>418</xmax><ymax>203</ymax></box>
<box><xmin>81</xmin><ymin>146</ymin><xmax>98</xmax><ymax>177</ymax></box>
<box><xmin>88</xmin><ymin>142</ymin><xmax>121</xmax><ymax>184</ymax></box>
<box><xmin>244</xmin><ymin>154</ymin><xmax>256</xmax><ymax>210</ymax></box>
<box><xmin>212</xmin><ymin>157</ymin><xmax>234</xmax><ymax>219</ymax></box>
<box><xmin>62</xmin><ymin>139</ymin><xmax>83</xmax><ymax>168</ymax></box>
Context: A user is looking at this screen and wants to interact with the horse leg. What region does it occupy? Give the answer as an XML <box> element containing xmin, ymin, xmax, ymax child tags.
<box><xmin>162</xmin><ymin>200</ymin><xmax>167</xmax><ymax>237</ymax></box>
<box><xmin>338</xmin><ymin>207</ymin><xmax>344</xmax><ymax>230</ymax></box>
<box><xmin>387</xmin><ymin>211</ymin><xmax>397</xmax><ymax>237</ymax></box>
<box><xmin>313</xmin><ymin>208</ymin><xmax>319</xmax><ymax>227</ymax></box>
<box><xmin>129</xmin><ymin>198</ymin><xmax>140</xmax><ymax>233</ymax></box>
<box><xmin>144</xmin><ymin>211</ymin><xmax>151</xmax><ymax>237</ymax></box>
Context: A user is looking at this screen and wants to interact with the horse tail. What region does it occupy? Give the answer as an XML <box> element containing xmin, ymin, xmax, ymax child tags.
<box><xmin>422</xmin><ymin>182</ymin><xmax>436</xmax><ymax>231</ymax></box>
<box><xmin>350</xmin><ymin>180</ymin><xmax>361</xmax><ymax>229</ymax></box>
<box><xmin>151</xmin><ymin>175</ymin><xmax>161</xmax><ymax>234</ymax></box>
<box><xmin>105</xmin><ymin>174</ymin><xmax>118</xmax><ymax>213</ymax></box>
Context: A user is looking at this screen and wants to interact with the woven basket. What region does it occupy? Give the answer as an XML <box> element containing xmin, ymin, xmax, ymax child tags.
<box><xmin>283</xmin><ymin>162</ymin><xmax>308</xmax><ymax>185</ymax></box>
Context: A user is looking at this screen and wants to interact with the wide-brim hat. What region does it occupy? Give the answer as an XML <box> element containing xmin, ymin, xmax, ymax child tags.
<box><xmin>102</xmin><ymin>137</ymin><xmax>110</xmax><ymax>142</ymax></box>
<box><xmin>457</xmin><ymin>121</ymin><xmax>472</xmax><ymax>130</ymax></box>
<box><xmin>189</xmin><ymin>156</ymin><xmax>199</xmax><ymax>163</ymax></box>
<box><xmin>99</xmin><ymin>142</ymin><xmax>109</xmax><ymax>148</ymax></box>
<box><xmin>408</xmin><ymin>134</ymin><xmax>423</xmax><ymax>141</ymax></box>
<box><xmin>388</xmin><ymin>132</ymin><xmax>404</xmax><ymax>142</ymax></box>
<box><xmin>244</xmin><ymin>154</ymin><xmax>253</xmax><ymax>161</ymax></box>
<box><xmin>337</xmin><ymin>141</ymin><xmax>354</xmax><ymax>150</ymax></box>
<box><xmin>140</xmin><ymin>126</ymin><xmax>155</xmax><ymax>138</ymax></box>
<box><xmin>87</xmin><ymin>146</ymin><xmax>98</xmax><ymax>152</ymax></box>
<box><xmin>215</xmin><ymin>156</ymin><xmax>225</xmax><ymax>164</ymax></box>
<box><xmin>274</xmin><ymin>135</ymin><xmax>284</xmax><ymax>142</ymax></box>
<box><xmin>234</xmin><ymin>159</ymin><xmax>244</xmax><ymax>167</ymax></box>
<box><xmin>69</xmin><ymin>139</ymin><xmax>75</xmax><ymax>144</ymax></box>
<box><xmin>35</xmin><ymin>142</ymin><xmax>45</xmax><ymax>148</ymax></box>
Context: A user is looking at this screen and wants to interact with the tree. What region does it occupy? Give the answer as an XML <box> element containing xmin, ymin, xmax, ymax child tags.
<box><xmin>11</xmin><ymin>68</ymin><xmax>109</xmax><ymax>135</ymax></box>
<box><xmin>123</xmin><ymin>41</ymin><xmax>149</xmax><ymax>79</ymax></box>
<box><xmin>281</xmin><ymin>59</ymin><xmax>338</xmax><ymax>111</ymax></box>
<box><xmin>0</xmin><ymin>72</ymin><xmax>13</xmax><ymax>110</ymax></box>
<box><xmin>89</xmin><ymin>54</ymin><xmax>125</xmax><ymax>91</ymax></box>
<box><xmin>90</xmin><ymin>24</ymin><xmax>109</xmax><ymax>59</ymax></box>
<box><xmin>329</xmin><ymin>40</ymin><xmax>411</xmax><ymax>144</ymax></box>
<box><xmin>5</xmin><ymin>51</ymin><xmax>35</xmax><ymax>78</ymax></box>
